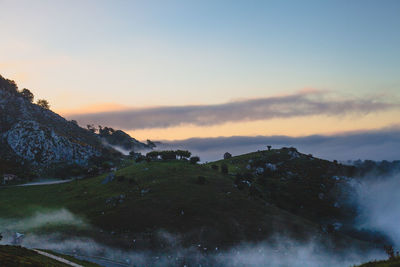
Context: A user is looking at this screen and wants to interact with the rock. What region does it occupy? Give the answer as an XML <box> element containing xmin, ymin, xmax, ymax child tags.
<box><xmin>255</xmin><ymin>167</ymin><xmax>264</xmax><ymax>174</ymax></box>
<box><xmin>102</xmin><ymin>173</ymin><xmax>115</xmax><ymax>184</ymax></box>
<box><xmin>265</xmin><ymin>163</ymin><xmax>277</xmax><ymax>171</ymax></box>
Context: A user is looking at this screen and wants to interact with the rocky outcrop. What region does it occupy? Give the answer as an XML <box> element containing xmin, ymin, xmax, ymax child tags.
<box><xmin>4</xmin><ymin>120</ymin><xmax>99</xmax><ymax>165</ymax></box>
<box><xmin>0</xmin><ymin>79</ymin><xmax>103</xmax><ymax>166</ymax></box>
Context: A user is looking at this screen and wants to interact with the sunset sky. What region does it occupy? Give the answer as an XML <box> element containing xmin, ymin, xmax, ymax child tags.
<box><xmin>1</xmin><ymin>0</ymin><xmax>399</xmax><ymax>141</ymax></box>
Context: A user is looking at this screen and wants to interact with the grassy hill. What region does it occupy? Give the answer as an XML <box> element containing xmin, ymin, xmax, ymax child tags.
<box><xmin>0</xmin><ymin>148</ymin><xmax>378</xmax><ymax>252</ymax></box>
<box><xmin>357</xmin><ymin>258</ymin><xmax>400</xmax><ymax>267</ymax></box>
<box><xmin>0</xmin><ymin>245</ymin><xmax>100</xmax><ymax>266</ymax></box>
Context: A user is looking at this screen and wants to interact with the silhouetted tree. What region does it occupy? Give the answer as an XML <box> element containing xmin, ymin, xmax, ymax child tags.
<box><xmin>0</xmin><ymin>75</ymin><xmax>18</xmax><ymax>93</ymax></box>
<box><xmin>384</xmin><ymin>245</ymin><xmax>395</xmax><ymax>260</ymax></box>
<box><xmin>36</xmin><ymin>99</ymin><xmax>50</xmax><ymax>109</ymax></box>
<box><xmin>224</xmin><ymin>152</ymin><xmax>232</xmax><ymax>159</ymax></box>
<box><xmin>267</xmin><ymin>145</ymin><xmax>272</xmax><ymax>151</ymax></box>
<box><xmin>20</xmin><ymin>88</ymin><xmax>34</xmax><ymax>102</ymax></box>
<box><xmin>190</xmin><ymin>156</ymin><xmax>200</xmax><ymax>164</ymax></box>
<box><xmin>87</xmin><ymin>124</ymin><xmax>97</xmax><ymax>133</ymax></box>
<box><xmin>176</xmin><ymin>150</ymin><xmax>191</xmax><ymax>160</ymax></box>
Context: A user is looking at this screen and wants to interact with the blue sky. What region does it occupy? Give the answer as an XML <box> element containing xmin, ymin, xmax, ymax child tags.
<box><xmin>1</xmin><ymin>0</ymin><xmax>399</xmax><ymax>140</ymax></box>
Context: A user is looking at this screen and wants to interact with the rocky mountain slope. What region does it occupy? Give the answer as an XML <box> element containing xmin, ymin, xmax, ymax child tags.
<box><xmin>0</xmin><ymin>75</ymin><xmax>104</xmax><ymax>169</ymax></box>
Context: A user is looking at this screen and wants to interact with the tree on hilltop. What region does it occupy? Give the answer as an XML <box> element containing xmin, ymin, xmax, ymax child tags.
<box><xmin>20</xmin><ymin>88</ymin><xmax>34</xmax><ymax>102</ymax></box>
<box><xmin>36</xmin><ymin>99</ymin><xmax>50</xmax><ymax>109</ymax></box>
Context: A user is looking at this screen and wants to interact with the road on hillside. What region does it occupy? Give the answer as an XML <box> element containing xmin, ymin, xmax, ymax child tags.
<box><xmin>33</xmin><ymin>249</ymin><xmax>84</xmax><ymax>267</ymax></box>
<box><xmin>17</xmin><ymin>179</ymin><xmax>72</xmax><ymax>186</ymax></box>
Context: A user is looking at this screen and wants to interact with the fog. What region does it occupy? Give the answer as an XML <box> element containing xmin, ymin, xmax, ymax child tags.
<box><xmin>353</xmin><ymin>172</ymin><xmax>400</xmax><ymax>248</ymax></box>
<box><xmin>0</xmin><ymin>209</ymin><xmax>386</xmax><ymax>266</ymax></box>
<box><xmin>157</xmin><ymin>127</ymin><xmax>400</xmax><ymax>162</ymax></box>
<box><xmin>0</xmin><ymin>209</ymin><xmax>86</xmax><ymax>233</ymax></box>
<box><xmin>2</xmin><ymin>173</ymin><xmax>400</xmax><ymax>266</ymax></box>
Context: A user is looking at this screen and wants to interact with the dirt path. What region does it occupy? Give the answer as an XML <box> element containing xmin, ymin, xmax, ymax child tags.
<box><xmin>18</xmin><ymin>179</ymin><xmax>72</xmax><ymax>186</ymax></box>
<box><xmin>33</xmin><ymin>249</ymin><xmax>84</xmax><ymax>267</ymax></box>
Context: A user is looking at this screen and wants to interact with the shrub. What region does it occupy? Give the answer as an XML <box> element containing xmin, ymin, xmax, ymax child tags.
<box><xmin>36</xmin><ymin>99</ymin><xmax>50</xmax><ymax>109</ymax></box>
<box><xmin>211</xmin><ymin>164</ymin><xmax>219</xmax><ymax>171</ymax></box>
<box><xmin>20</xmin><ymin>88</ymin><xmax>34</xmax><ymax>102</ymax></box>
<box><xmin>190</xmin><ymin>156</ymin><xmax>200</xmax><ymax>164</ymax></box>
<box><xmin>135</xmin><ymin>155</ymin><xmax>145</xmax><ymax>163</ymax></box>
<box><xmin>223</xmin><ymin>152</ymin><xmax>232</xmax><ymax>159</ymax></box>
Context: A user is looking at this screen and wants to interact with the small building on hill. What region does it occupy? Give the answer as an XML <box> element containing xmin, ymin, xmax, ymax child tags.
<box><xmin>3</xmin><ymin>174</ymin><xmax>18</xmax><ymax>184</ymax></box>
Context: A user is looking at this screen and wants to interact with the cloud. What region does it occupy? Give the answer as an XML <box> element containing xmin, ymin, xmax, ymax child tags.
<box><xmin>68</xmin><ymin>91</ymin><xmax>398</xmax><ymax>130</ymax></box>
<box><xmin>157</xmin><ymin>126</ymin><xmax>400</xmax><ymax>161</ymax></box>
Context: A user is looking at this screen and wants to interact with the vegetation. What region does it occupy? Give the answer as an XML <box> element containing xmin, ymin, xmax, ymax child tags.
<box><xmin>0</xmin><ymin>245</ymin><xmax>72</xmax><ymax>267</ymax></box>
<box><xmin>146</xmin><ymin>150</ymin><xmax>192</xmax><ymax>161</ymax></box>
<box><xmin>20</xmin><ymin>88</ymin><xmax>34</xmax><ymax>102</ymax></box>
<box><xmin>36</xmin><ymin>99</ymin><xmax>50</xmax><ymax>109</ymax></box>
<box><xmin>0</xmin><ymin>154</ymin><xmax>326</xmax><ymax>248</ymax></box>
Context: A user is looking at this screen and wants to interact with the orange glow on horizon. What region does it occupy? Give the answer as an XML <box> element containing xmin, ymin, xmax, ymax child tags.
<box><xmin>126</xmin><ymin>110</ymin><xmax>400</xmax><ymax>141</ymax></box>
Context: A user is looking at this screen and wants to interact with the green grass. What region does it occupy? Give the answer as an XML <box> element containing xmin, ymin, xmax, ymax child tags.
<box><xmin>0</xmin><ymin>157</ymin><xmax>323</xmax><ymax>248</ymax></box>
<box><xmin>0</xmin><ymin>245</ymin><xmax>70</xmax><ymax>266</ymax></box>
<box><xmin>357</xmin><ymin>257</ymin><xmax>400</xmax><ymax>267</ymax></box>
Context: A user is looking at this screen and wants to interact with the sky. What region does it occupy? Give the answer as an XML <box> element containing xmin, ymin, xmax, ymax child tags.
<box><xmin>1</xmin><ymin>0</ymin><xmax>399</xmax><ymax>141</ymax></box>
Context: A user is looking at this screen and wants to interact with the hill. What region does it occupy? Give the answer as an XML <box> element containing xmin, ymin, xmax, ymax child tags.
<box><xmin>0</xmin><ymin>75</ymin><xmax>105</xmax><ymax>172</ymax></box>
<box><xmin>0</xmin><ymin>74</ymin><xmax>151</xmax><ymax>177</ymax></box>
<box><xmin>0</xmin><ymin>148</ymin><xmax>379</xmax><ymax>252</ymax></box>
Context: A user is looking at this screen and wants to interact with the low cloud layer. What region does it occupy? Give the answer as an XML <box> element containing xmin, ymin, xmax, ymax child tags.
<box><xmin>69</xmin><ymin>91</ymin><xmax>398</xmax><ymax>130</ymax></box>
<box><xmin>0</xmin><ymin>231</ymin><xmax>385</xmax><ymax>267</ymax></box>
<box><xmin>158</xmin><ymin>126</ymin><xmax>400</xmax><ymax>162</ymax></box>
<box><xmin>0</xmin><ymin>209</ymin><xmax>86</xmax><ymax>232</ymax></box>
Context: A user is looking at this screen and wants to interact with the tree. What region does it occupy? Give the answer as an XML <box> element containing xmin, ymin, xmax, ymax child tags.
<box><xmin>36</xmin><ymin>99</ymin><xmax>50</xmax><ymax>109</ymax></box>
<box><xmin>176</xmin><ymin>150</ymin><xmax>191</xmax><ymax>160</ymax></box>
<box><xmin>267</xmin><ymin>145</ymin><xmax>272</xmax><ymax>151</ymax></box>
<box><xmin>20</xmin><ymin>88</ymin><xmax>34</xmax><ymax>102</ymax></box>
<box><xmin>190</xmin><ymin>156</ymin><xmax>200</xmax><ymax>164</ymax></box>
<box><xmin>87</xmin><ymin>124</ymin><xmax>97</xmax><ymax>133</ymax></box>
<box><xmin>0</xmin><ymin>75</ymin><xmax>18</xmax><ymax>93</ymax></box>
<box><xmin>223</xmin><ymin>152</ymin><xmax>232</xmax><ymax>159</ymax></box>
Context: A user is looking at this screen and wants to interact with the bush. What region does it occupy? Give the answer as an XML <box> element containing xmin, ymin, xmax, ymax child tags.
<box><xmin>36</xmin><ymin>99</ymin><xmax>50</xmax><ymax>109</ymax></box>
<box><xmin>223</xmin><ymin>152</ymin><xmax>232</xmax><ymax>159</ymax></box>
<box><xmin>190</xmin><ymin>156</ymin><xmax>200</xmax><ymax>164</ymax></box>
<box><xmin>135</xmin><ymin>155</ymin><xmax>145</xmax><ymax>163</ymax></box>
<box><xmin>20</xmin><ymin>88</ymin><xmax>34</xmax><ymax>102</ymax></box>
<box><xmin>221</xmin><ymin>163</ymin><xmax>228</xmax><ymax>174</ymax></box>
<box><xmin>211</xmin><ymin>164</ymin><xmax>219</xmax><ymax>171</ymax></box>
<box><xmin>197</xmin><ymin>176</ymin><xmax>206</xmax><ymax>185</ymax></box>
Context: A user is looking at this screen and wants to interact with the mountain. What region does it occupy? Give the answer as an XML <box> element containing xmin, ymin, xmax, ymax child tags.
<box><xmin>97</xmin><ymin>125</ymin><xmax>153</xmax><ymax>152</ymax></box>
<box><xmin>0</xmin><ymin>75</ymin><xmax>112</xmax><ymax>175</ymax></box>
